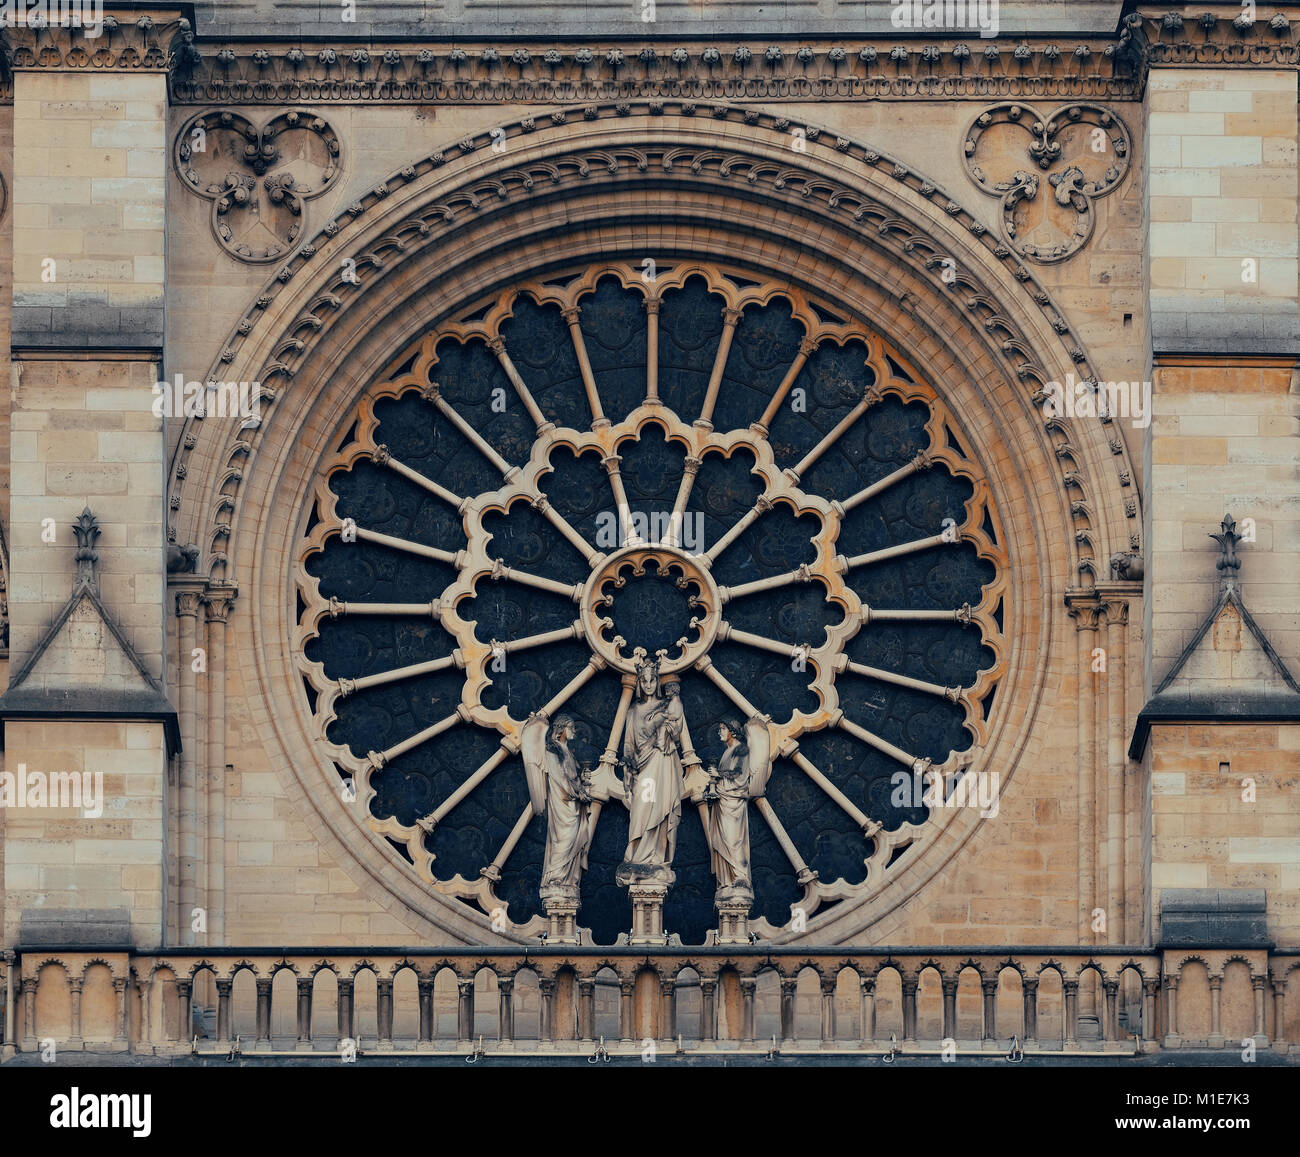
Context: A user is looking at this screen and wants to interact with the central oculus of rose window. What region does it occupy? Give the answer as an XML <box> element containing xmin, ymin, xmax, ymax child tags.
<box><xmin>296</xmin><ymin>261</ymin><xmax>1007</xmax><ymax>946</ymax></box>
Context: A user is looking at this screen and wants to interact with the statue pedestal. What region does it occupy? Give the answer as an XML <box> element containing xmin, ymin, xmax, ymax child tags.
<box><xmin>626</xmin><ymin>883</ymin><xmax>668</xmax><ymax>945</ymax></box>
<box><xmin>714</xmin><ymin>897</ymin><xmax>752</xmax><ymax>945</ymax></box>
<box><xmin>540</xmin><ymin>883</ymin><xmax>580</xmax><ymax>944</ymax></box>
<box><xmin>542</xmin><ymin>897</ymin><xmax>581</xmax><ymax>945</ymax></box>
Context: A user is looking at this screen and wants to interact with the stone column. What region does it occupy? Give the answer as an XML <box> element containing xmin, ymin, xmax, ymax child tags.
<box><xmin>1251</xmin><ymin>975</ymin><xmax>1269</xmax><ymax>1049</ymax></box>
<box><xmin>417</xmin><ymin>976</ymin><xmax>435</xmax><ymax>1046</ymax></box>
<box><xmin>1208</xmin><ymin>974</ymin><xmax>1224</xmax><ymax>1048</ymax></box>
<box><xmin>21</xmin><ymin>977</ymin><xmax>38</xmax><ymax>1052</ymax></box>
<box><xmin>376</xmin><ymin>978</ymin><xmax>394</xmax><ymax>1050</ymax></box>
<box><xmin>175</xmin><ymin>979</ymin><xmax>192</xmax><ymax>1047</ymax></box>
<box><xmin>336</xmin><ymin>978</ymin><xmax>354</xmax><ymax>1046</ymax></box>
<box><xmin>819</xmin><ymin>976</ymin><xmax>836</xmax><ymax>1047</ymax></box>
<box><xmin>254</xmin><ymin>978</ymin><xmax>271</xmax><ymax>1046</ymax></box>
<box><xmin>497</xmin><ymin>976</ymin><xmax>514</xmax><ymax>1045</ymax></box>
<box><xmin>113</xmin><ymin>977</ymin><xmax>129</xmax><ymax>1050</ymax></box>
<box><xmin>1022</xmin><ymin>977</ymin><xmax>1039</xmax><ymax>1047</ymax></box>
<box><xmin>174</xmin><ymin>587</ymin><xmax>204</xmax><ymax>943</ymax></box>
<box><xmin>203</xmin><ymin>587</ymin><xmax>236</xmax><ymax>945</ymax></box>
<box><xmin>740</xmin><ymin>977</ymin><xmax>756</xmax><ymax>1044</ymax></box>
<box><xmin>779</xmin><ymin>976</ymin><xmax>797</xmax><ymax>1044</ymax></box>
<box><xmin>981</xmin><ymin>978</ymin><xmax>998</xmax><ymax>1048</ymax></box>
<box><xmin>68</xmin><ymin>978</ymin><xmax>84</xmax><ymax>1049</ymax></box>
<box><xmin>296</xmin><ymin>977</ymin><xmax>313</xmax><ymax>1051</ymax></box>
<box><xmin>860</xmin><ymin>977</ymin><xmax>876</xmax><ymax>1046</ymax></box>
<box><xmin>1163</xmin><ymin>976</ymin><xmax>1181</xmax><ymax>1048</ymax></box>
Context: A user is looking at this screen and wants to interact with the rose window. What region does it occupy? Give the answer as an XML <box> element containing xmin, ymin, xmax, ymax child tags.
<box><xmin>295</xmin><ymin>261</ymin><xmax>1006</xmax><ymax>945</ymax></box>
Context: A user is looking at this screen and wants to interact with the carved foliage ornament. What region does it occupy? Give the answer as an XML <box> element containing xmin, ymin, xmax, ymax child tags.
<box><xmin>963</xmin><ymin>103</ymin><xmax>1131</xmax><ymax>264</ymax></box>
<box><xmin>174</xmin><ymin>109</ymin><xmax>342</xmax><ymax>263</ymax></box>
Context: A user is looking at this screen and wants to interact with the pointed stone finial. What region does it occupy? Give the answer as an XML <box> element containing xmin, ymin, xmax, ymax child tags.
<box><xmin>1208</xmin><ymin>513</ymin><xmax>1242</xmax><ymax>594</ymax></box>
<box><xmin>72</xmin><ymin>507</ymin><xmax>101</xmax><ymax>592</ymax></box>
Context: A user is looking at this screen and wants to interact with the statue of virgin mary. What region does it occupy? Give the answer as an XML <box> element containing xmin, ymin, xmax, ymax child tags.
<box><xmin>615</xmin><ymin>657</ymin><xmax>684</xmax><ymax>887</ymax></box>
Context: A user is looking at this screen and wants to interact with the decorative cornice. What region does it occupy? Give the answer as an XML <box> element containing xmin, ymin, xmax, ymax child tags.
<box><xmin>167</xmin><ymin>38</ymin><xmax>1142</xmax><ymax>105</ymax></box>
<box><xmin>0</xmin><ymin>11</ymin><xmax>189</xmax><ymax>77</ymax></box>
<box><xmin>1125</xmin><ymin>6</ymin><xmax>1300</xmax><ymax>68</ymax></box>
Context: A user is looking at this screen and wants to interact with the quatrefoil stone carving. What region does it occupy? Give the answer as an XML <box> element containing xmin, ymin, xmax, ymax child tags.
<box><xmin>175</xmin><ymin>110</ymin><xmax>342</xmax><ymax>263</ymax></box>
<box><xmin>963</xmin><ymin>103</ymin><xmax>1131</xmax><ymax>264</ymax></box>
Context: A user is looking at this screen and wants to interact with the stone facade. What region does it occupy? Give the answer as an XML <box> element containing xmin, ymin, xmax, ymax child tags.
<box><xmin>0</xmin><ymin>2</ymin><xmax>1297</xmax><ymax>1061</ymax></box>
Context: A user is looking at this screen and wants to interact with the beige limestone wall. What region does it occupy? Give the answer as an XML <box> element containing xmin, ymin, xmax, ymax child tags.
<box><xmin>9</xmin><ymin>357</ymin><xmax>166</xmax><ymax>678</ymax></box>
<box><xmin>12</xmin><ymin>72</ymin><xmax>167</xmax><ymax>346</ymax></box>
<box><xmin>1147</xmin><ymin>359</ymin><xmax>1300</xmax><ymax>679</ymax></box>
<box><xmin>1</xmin><ymin>720</ymin><xmax>168</xmax><ymax>948</ymax></box>
<box><xmin>1149</xmin><ymin>722</ymin><xmax>1300</xmax><ymax>946</ymax></box>
<box><xmin>1147</xmin><ymin>68</ymin><xmax>1298</xmax><ymax>351</ymax></box>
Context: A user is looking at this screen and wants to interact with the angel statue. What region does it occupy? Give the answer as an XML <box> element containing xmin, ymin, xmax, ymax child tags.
<box><xmin>615</xmin><ymin>656</ymin><xmax>684</xmax><ymax>887</ymax></box>
<box><xmin>704</xmin><ymin>717</ymin><xmax>773</xmax><ymax>905</ymax></box>
<box><xmin>521</xmin><ymin>713</ymin><xmax>592</xmax><ymax>904</ymax></box>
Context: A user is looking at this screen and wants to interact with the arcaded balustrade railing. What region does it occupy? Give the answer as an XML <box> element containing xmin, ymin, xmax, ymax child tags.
<box><xmin>5</xmin><ymin>947</ymin><xmax>1294</xmax><ymax>1057</ymax></box>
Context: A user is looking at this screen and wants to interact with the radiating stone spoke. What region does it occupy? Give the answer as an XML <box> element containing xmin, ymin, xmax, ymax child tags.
<box><xmin>481</xmin><ymin>805</ymin><xmax>534</xmax><ymax>882</ymax></box>
<box><xmin>370</xmin><ymin>707</ymin><xmax>469</xmax><ymax>768</ymax></box>
<box><xmin>784</xmin><ymin>385</ymin><xmax>881</xmax><ymax>485</ymax></box>
<box><xmin>838</xmin><ymin>658</ymin><xmax>963</xmax><ymax>702</ymax></box>
<box><xmin>694</xmin><ymin>655</ymin><xmax>762</xmax><ymax>719</ymax></box>
<box><xmin>419</xmin><ymin>746</ymin><xmax>512</xmax><ymax>833</ymax></box>
<box><xmin>837</xmin><ymin>451</ymin><xmax>933</xmax><ymax>514</ymax></box>
<box><xmin>488</xmin><ymin>336</ymin><xmax>552</xmax><ymax>433</ymax></box>
<box><xmin>719</xmin><ymin>563</ymin><xmax>818</xmax><ymax>603</ymax></box>
<box><xmin>696</xmin><ymin>307</ymin><xmax>743</xmax><ymax>431</ymax></box>
<box><xmin>488</xmin><ymin>559</ymin><xmax>582</xmax><ymax>601</ymax></box>
<box><xmin>753</xmin><ymin>798</ymin><xmax>818</xmax><ymax>886</ymax></box>
<box><xmin>325</xmin><ymin>598</ymin><xmax>442</xmax><ymax>619</ymax></box>
<box><xmin>789</xmin><ymin>751</ymin><xmax>880</xmax><ymax>837</ymax></box>
<box><xmin>862</xmin><ymin>602</ymin><xmax>975</xmax><ymax>626</ymax></box>
<box><xmin>354</xmin><ymin>526</ymin><xmax>463</xmax><ymax>567</ymax></box>
<box><xmin>336</xmin><ymin>654</ymin><xmax>460</xmax><ymax>698</ymax></box>
<box><xmin>372</xmin><ymin>446</ymin><xmax>466</xmax><ymax>509</ymax></box>
<box><xmin>561</xmin><ymin>305</ymin><xmax>606</xmax><ymax>425</ymax></box>
<box><xmin>422</xmin><ymin>382</ymin><xmax>519</xmax><ymax>480</ymax></box>
<box><xmin>718</xmin><ymin>622</ymin><xmax>810</xmax><ymax>661</ymax></box>
<box><xmin>704</xmin><ymin>494</ymin><xmax>772</xmax><ymax>565</ymax></box>
<box><xmin>837</xmin><ymin>715</ymin><xmax>927</xmax><ymax>772</ymax></box>
<box><xmin>752</xmin><ymin>336</ymin><xmax>818</xmax><ymax>435</ymax></box>
<box><xmin>842</xmin><ymin>532</ymin><xmax>957</xmax><ymax>572</ymax></box>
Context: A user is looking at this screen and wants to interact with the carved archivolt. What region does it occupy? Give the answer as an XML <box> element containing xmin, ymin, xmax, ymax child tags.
<box><xmin>963</xmin><ymin>103</ymin><xmax>1131</xmax><ymax>264</ymax></box>
<box><xmin>292</xmin><ymin>261</ymin><xmax>1007</xmax><ymax>943</ymax></box>
<box><xmin>174</xmin><ymin>109</ymin><xmax>343</xmax><ymax>263</ymax></box>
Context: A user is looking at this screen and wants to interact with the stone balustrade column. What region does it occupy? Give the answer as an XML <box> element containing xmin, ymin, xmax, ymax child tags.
<box><xmin>297</xmin><ymin>977</ymin><xmax>313</xmax><ymax>1049</ymax></box>
<box><xmin>981</xmin><ymin>978</ymin><xmax>998</xmax><ymax>1042</ymax></box>
<box><xmin>779</xmin><ymin>977</ymin><xmax>798</xmax><ymax>1044</ymax></box>
<box><xmin>254</xmin><ymin>978</ymin><xmax>272</xmax><ymax>1044</ymax></box>
<box><xmin>1022</xmin><ymin>977</ymin><xmax>1038</xmax><ymax>1045</ymax></box>
<box><xmin>740</xmin><ymin>977</ymin><xmax>756</xmax><ymax>1043</ymax></box>
<box><xmin>337</xmin><ymin>978</ymin><xmax>355</xmax><ymax>1045</ymax></box>
<box><xmin>498</xmin><ymin>976</ymin><xmax>515</xmax><ymax>1044</ymax></box>
<box><xmin>215</xmin><ymin>979</ymin><xmax>232</xmax><ymax>1043</ymax></box>
<box><xmin>418</xmin><ymin>977</ymin><xmax>435</xmax><ymax>1044</ymax></box>
<box><xmin>700</xmin><ymin>977</ymin><xmax>717</xmax><ymax>1043</ymax></box>
<box><xmin>901</xmin><ymin>975</ymin><xmax>918</xmax><ymax>1043</ymax></box>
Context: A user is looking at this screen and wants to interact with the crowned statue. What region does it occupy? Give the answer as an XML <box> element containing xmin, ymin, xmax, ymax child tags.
<box><xmin>615</xmin><ymin>653</ymin><xmax>685</xmax><ymax>888</ymax></box>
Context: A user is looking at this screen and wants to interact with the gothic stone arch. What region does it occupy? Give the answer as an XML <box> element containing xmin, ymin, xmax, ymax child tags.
<box><xmin>169</xmin><ymin>105</ymin><xmax>1139</xmax><ymax>946</ymax></box>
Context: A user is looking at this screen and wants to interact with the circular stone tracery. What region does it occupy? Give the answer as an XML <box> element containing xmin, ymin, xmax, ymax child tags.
<box><xmin>585</xmin><ymin>546</ymin><xmax>719</xmax><ymax>674</ymax></box>
<box><xmin>295</xmin><ymin>260</ymin><xmax>1009</xmax><ymax>945</ymax></box>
